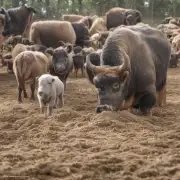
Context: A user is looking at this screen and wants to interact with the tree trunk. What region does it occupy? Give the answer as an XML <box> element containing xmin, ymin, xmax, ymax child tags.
<box><xmin>45</xmin><ymin>0</ymin><xmax>50</xmax><ymax>19</ymax></box>
<box><xmin>71</xmin><ymin>0</ymin><xmax>76</xmax><ymax>14</ymax></box>
<box><xmin>57</xmin><ymin>0</ymin><xmax>61</xmax><ymax>18</ymax></box>
<box><xmin>98</xmin><ymin>0</ymin><xmax>105</xmax><ymax>16</ymax></box>
<box><xmin>172</xmin><ymin>1</ymin><xmax>176</xmax><ymax>17</ymax></box>
<box><xmin>12</xmin><ymin>0</ymin><xmax>19</xmax><ymax>7</ymax></box>
<box><xmin>0</xmin><ymin>0</ymin><xmax>4</xmax><ymax>6</ymax></box>
<box><xmin>151</xmin><ymin>0</ymin><xmax>154</xmax><ymax>23</ymax></box>
<box><xmin>78</xmin><ymin>0</ymin><xmax>82</xmax><ymax>14</ymax></box>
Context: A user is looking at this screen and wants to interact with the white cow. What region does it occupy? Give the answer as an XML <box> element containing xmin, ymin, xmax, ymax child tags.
<box><xmin>37</xmin><ymin>74</ymin><xmax>64</xmax><ymax>116</ymax></box>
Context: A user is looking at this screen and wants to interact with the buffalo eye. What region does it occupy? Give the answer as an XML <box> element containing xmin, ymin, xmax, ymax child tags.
<box><xmin>112</xmin><ymin>82</ymin><xmax>120</xmax><ymax>90</ymax></box>
<box><xmin>112</xmin><ymin>83</ymin><xmax>120</xmax><ymax>91</ymax></box>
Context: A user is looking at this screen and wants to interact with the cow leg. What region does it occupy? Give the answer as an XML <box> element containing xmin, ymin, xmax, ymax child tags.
<box><xmin>75</xmin><ymin>68</ymin><xmax>78</xmax><ymax>78</ymax></box>
<box><xmin>58</xmin><ymin>93</ymin><xmax>64</xmax><ymax>108</ymax></box>
<box><xmin>18</xmin><ymin>86</ymin><xmax>23</xmax><ymax>103</ymax></box>
<box><xmin>30</xmin><ymin>79</ymin><xmax>35</xmax><ymax>100</ymax></box>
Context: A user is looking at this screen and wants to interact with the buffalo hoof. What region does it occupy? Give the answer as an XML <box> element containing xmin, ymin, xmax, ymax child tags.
<box><xmin>18</xmin><ymin>101</ymin><xmax>22</xmax><ymax>104</ymax></box>
<box><xmin>131</xmin><ymin>108</ymin><xmax>152</xmax><ymax>116</ymax></box>
<box><xmin>95</xmin><ymin>105</ymin><xmax>110</xmax><ymax>113</ymax></box>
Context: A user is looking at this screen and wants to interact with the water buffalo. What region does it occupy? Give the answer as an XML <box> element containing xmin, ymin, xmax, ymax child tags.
<box><xmin>0</xmin><ymin>5</ymin><xmax>36</xmax><ymax>37</ymax></box>
<box><xmin>86</xmin><ymin>25</ymin><xmax>171</xmax><ymax>116</ymax></box>
<box><xmin>105</xmin><ymin>7</ymin><xmax>142</xmax><ymax>30</ymax></box>
<box><xmin>45</xmin><ymin>43</ymin><xmax>73</xmax><ymax>88</ymax></box>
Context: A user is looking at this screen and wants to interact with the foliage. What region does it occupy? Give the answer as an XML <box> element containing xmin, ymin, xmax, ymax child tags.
<box><xmin>1</xmin><ymin>0</ymin><xmax>180</xmax><ymax>22</ymax></box>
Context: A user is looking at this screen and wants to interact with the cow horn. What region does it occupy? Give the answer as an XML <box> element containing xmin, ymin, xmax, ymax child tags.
<box><xmin>86</xmin><ymin>53</ymin><xmax>106</xmax><ymax>75</ymax></box>
<box><xmin>118</xmin><ymin>50</ymin><xmax>131</xmax><ymax>73</ymax></box>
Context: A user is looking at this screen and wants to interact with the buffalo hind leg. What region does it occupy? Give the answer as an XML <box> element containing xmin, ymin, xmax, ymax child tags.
<box><xmin>18</xmin><ymin>81</ymin><xmax>27</xmax><ymax>103</ymax></box>
<box><xmin>18</xmin><ymin>86</ymin><xmax>23</xmax><ymax>103</ymax></box>
<box><xmin>30</xmin><ymin>79</ymin><xmax>35</xmax><ymax>100</ymax></box>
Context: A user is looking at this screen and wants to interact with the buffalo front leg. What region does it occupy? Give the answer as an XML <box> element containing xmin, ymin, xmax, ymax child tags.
<box><xmin>75</xmin><ymin>68</ymin><xmax>78</xmax><ymax>78</ymax></box>
<box><xmin>30</xmin><ymin>79</ymin><xmax>35</xmax><ymax>100</ymax></box>
<box><xmin>120</xmin><ymin>95</ymin><xmax>135</xmax><ymax>110</ymax></box>
<box><xmin>137</xmin><ymin>93</ymin><xmax>156</xmax><ymax>116</ymax></box>
<box><xmin>156</xmin><ymin>85</ymin><xmax>166</xmax><ymax>107</ymax></box>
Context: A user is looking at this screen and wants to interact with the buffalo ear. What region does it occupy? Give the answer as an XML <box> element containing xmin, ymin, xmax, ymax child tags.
<box><xmin>65</xmin><ymin>44</ymin><xmax>73</xmax><ymax>53</ymax></box>
<box><xmin>27</xmin><ymin>6</ymin><xmax>36</xmax><ymax>13</ymax></box>
<box><xmin>57</xmin><ymin>40</ymin><xmax>65</xmax><ymax>47</ymax></box>
<box><xmin>45</xmin><ymin>48</ymin><xmax>54</xmax><ymax>56</ymax></box>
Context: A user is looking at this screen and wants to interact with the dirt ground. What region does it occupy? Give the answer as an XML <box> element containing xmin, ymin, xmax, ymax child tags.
<box><xmin>0</xmin><ymin>67</ymin><xmax>179</xmax><ymax>180</ymax></box>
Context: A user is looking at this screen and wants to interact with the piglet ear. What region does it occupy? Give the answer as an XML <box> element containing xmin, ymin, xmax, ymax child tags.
<box><xmin>52</xmin><ymin>78</ymin><xmax>55</xmax><ymax>82</ymax></box>
<box><xmin>65</xmin><ymin>44</ymin><xmax>73</xmax><ymax>53</ymax></box>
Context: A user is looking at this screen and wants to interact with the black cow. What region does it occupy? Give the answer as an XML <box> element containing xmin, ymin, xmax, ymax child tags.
<box><xmin>0</xmin><ymin>4</ymin><xmax>36</xmax><ymax>37</ymax></box>
<box><xmin>71</xmin><ymin>23</ymin><xmax>90</xmax><ymax>47</ymax></box>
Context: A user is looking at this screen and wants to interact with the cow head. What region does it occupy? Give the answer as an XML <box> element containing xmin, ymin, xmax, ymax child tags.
<box><xmin>46</xmin><ymin>43</ymin><xmax>73</xmax><ymax>74</ymax></box>
<box><xmin>86</xmin><ymin>50</ymin><xmax>130</xmax><ymax>113</ymax></box>
<box><xmin>23</xmin><ymin>4</ymin><xmax>36</xmax><ymax>14</ymax></box>
<box><xmin>124</xmin><ymin>9</ymin><xmax>142</xmax><ymax>25</ymax></box>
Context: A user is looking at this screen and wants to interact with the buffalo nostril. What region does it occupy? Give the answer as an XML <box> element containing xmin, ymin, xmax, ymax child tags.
<box><xmin>96</xmin><ymin>106</ymin><xmax>102</xmax><ymax>113</ymax></box>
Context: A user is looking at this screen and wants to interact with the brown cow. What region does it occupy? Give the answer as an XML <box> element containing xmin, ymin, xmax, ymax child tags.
<box><xmin>29</xmin><ymin>20</ymin><xmax>76</xmax><ymax>48</ymax></box>
<box><xmin>13</xmin><ymin>51</ymin><xmax>49</xmax><ymax>103</ymax></box>
<box><xmin>62</xmin><ymin>14</ymin><xmax>84</xmax><ymax>22</ymax></box>
<box><xmin>89</xmin><ymin>17</ymin><xmax>107</xmax><ymax>36</ymax></box>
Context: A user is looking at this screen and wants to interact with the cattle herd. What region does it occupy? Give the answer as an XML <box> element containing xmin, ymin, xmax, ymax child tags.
<box><xmin>0</xmin><ymin>5</ymin><xmax>179</xmax><ymax>117</ymax></box>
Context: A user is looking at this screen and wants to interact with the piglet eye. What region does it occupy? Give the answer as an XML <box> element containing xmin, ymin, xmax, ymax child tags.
<box><xmin>112</xmin><ymin>83</ymin><xmax>119</xmax><ymax>89</ymax></box>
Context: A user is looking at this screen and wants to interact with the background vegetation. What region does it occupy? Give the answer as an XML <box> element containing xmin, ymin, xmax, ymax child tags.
<box><xmin>1</xmin><ymin>0</ymin><xmax>180</xmax><ymax>25</ymax></box>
